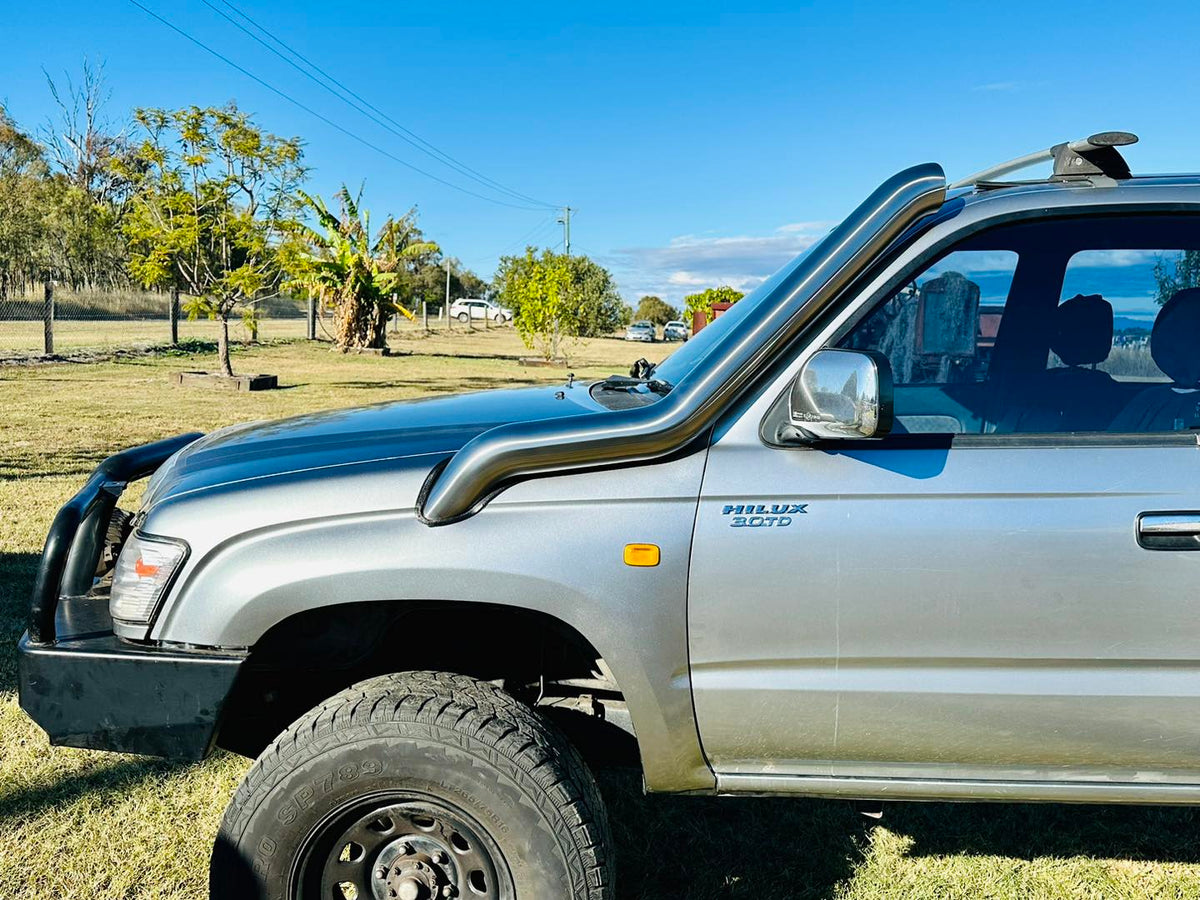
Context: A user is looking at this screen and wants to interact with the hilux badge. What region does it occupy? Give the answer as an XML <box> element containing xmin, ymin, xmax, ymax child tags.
<box><xmin>722</xmin><ymin>502</ymin><xmax>807</xmax><ymax>528</ymax></box>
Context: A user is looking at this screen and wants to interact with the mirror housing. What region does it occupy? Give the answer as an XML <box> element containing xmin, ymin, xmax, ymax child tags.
<box><xmin>789</xmin><ymin>349</ymin><xmax>894</xmax><ymax>440</ymax></box>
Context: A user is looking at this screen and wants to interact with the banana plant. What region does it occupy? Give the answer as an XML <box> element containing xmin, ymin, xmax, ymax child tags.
<box><xmin>288</xmin><ymin>186</ymin><xmax>439</xmax><ymax>350</ymax></box>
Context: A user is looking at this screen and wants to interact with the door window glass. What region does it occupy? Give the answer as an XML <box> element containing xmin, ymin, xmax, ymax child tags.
<box><xmin>843</xmin><ymin>250</ymin><xmax>1017</xmax><ymax>387</ymax></box>
<box><xmin>835</xmin><ymin>217</ymin><xmax>1200</xmax><ymax>435</ymax></box>
<box><xmin>1056</xmin><ymin>249</ymin><xmax>1172</xmax><ymax>383</ymax></box>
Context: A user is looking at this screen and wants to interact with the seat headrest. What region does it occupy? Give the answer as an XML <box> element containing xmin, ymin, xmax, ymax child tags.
<box><xmin>1152</xmin><ymin>287</ymin><xmax>1200</xmax><ymax>387</ymax></box>
<box><xmin>1053</xmin><ymin>294</ymin><xmax>1112</xmax><ymax>366</ymax></box>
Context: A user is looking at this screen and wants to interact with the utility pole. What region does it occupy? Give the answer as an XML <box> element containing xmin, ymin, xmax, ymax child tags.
<box><xmin>557</xmin><ymin>206</ymin><xmax>572</xmax><ymax>256</ymax></box>
<box><xmin>551</xmin><ymin>206</ymin><xmax>573</xmax><ymax>360</ymax></box>
<box><xmin>445</xmin><ymin>258</ymin><xmax>452</xmax><ymax>331</ymax></box>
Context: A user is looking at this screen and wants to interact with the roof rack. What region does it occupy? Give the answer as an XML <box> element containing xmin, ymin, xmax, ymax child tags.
<box><xmin>948</xmin><ymin>131</ymin><xmax>1138</xmax><ymax>190</ymax></box>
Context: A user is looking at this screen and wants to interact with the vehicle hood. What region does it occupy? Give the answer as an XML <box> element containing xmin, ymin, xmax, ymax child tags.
<box><xmin>143</xmin><ymin>384</ymin><xmax>599</xmax><ymax>506</ymax></box>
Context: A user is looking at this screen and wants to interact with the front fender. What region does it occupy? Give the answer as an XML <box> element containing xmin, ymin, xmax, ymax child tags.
<box><xmin>153</xmin><ymin>452</ymin><xmax>715</xmax><ymax>793</ymax></box>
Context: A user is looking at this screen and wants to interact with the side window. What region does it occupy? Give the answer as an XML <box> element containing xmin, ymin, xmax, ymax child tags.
<box><xmin>1056</xmin><ymin>249</ymin><xmax>1168</xmax><ymax>382</ymax></box>
<box><xmin>1056</xmin><ymin>248</ymin><xmax>1200</xmax><ymax>433</ymax></box>
<box><xmin>843</xmin><ymin>250</ymin><xmax>1018</xmax><ymax>387</ymax></box>
<box><xmin>836</xmin><ymin>217</ymin><xmax>1200</xmax><ymax>436</ymax></box>
<box><xmin>840</xmin><ymin>250</ymin><xmax>1018</xmax><ymax>435</ymax></box>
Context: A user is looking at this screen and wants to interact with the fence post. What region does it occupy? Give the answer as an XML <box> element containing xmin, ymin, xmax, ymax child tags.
<box><xmin>307</xmin><ymin>294</ymin><xmax>316</xmax><ymax>340</ymax></box>
<box><xmin>422</xmin><ymin>299</ymin><xmax>428</xmax><ymax>332</ymax></box>
<box><xmin>42</xmin><ymin>277</ymin><xmax>54</xmax><ymax>355</ymax></box>
<box><xmin>170</xmin><ymin>286</ymin><xmax>180</xmax><ymax>345</ymax></box>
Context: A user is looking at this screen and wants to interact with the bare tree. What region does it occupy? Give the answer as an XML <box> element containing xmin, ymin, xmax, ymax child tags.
<box><xmin>40</xmin><ymin>58</ymin><xmax>131</xmax><ymax>204</ymax></box>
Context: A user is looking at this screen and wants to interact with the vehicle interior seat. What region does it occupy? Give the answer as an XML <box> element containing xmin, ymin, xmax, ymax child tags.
<box><xmin>994</xmin><ymin>293</ymin><xmax>1123</xmax><ymax>432</ymax></box>
<box><xmin>1109</xmin><ymin>286</ymin><xmax>1200</xmax><ymax>432</ymax></box>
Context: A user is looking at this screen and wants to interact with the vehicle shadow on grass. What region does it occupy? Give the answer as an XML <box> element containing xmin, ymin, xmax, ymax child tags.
<box><xmin>595</xmin><ymin>764</ymin><xmax>1200</xmax><ymax>898</ymax></box>
<box><xmin>596</xmin><ymin>767</ymin><xmax>868</xmax><ymax>899</ymax></box>
<box><xmin>0</xmin><ymin>552</ymin><xmax>39</xmax><ymax>693</ymax></box>
<box><xmin>617</xmin><ymin>785</ymin><xmax>1200</xmax><ymax>899</ymax></box>
<box><xmin>0</xmin><ymin>755</ymin><xmax>192</xmax><ymax>825</ymax></box>
<box><xmin>885</xmin><ymin>799</ymin><xmax>1200</xmax><ymax>864</ymax></box>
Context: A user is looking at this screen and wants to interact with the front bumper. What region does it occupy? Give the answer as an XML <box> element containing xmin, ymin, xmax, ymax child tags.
<box><xmin>18</xmin><ymin>597</ymin><xmax>245</xmax><ymax>759</ymax></box>
<box><xmin>17</xmin><ymin>432</ymin><xmax>245</xmax><ymax>760</ymax></box>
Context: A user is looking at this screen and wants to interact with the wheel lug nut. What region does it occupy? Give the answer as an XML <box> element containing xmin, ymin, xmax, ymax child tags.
<box><xmin>442</xmin><ymin>886</ymin><xmax>457</xmax><ymax>898</ymax></box>
<box><xmin>434</xmin><ymin>850</ymin><xmax>448</xmax><ymax>864</ymax></box>
<box><xmin>377</xmin><ymin>867</ymin><xmax>388</xmax><ymax>879</ymax></box>
<box><xmin>400</xmin><ymin>841</ymin><xmax>414</xmax><ymax>855</ymax></box>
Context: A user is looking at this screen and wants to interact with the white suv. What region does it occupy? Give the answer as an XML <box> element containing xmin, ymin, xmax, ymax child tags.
<box><xmin>449</xmin><ymin>298</ymin><xmax>512</xmax><ymax>323</ymax></box>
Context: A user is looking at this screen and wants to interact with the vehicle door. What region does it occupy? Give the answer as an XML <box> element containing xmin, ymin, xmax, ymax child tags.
<box><xmin>689</xmin><ymin>212</ymin><xmax>1200</xmax><ymax>784</ymax></box>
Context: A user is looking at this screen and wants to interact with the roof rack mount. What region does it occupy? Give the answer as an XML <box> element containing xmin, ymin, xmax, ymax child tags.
<box><xmin>949</xmin><ymin>131</ymin><xmax>1138</xmax><ymax>189</ymax></box>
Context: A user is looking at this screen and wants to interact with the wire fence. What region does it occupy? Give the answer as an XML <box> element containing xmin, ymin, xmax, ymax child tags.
<box><xmin>0</xmin><ymin>282</ymin><xmax>313</xmax><ymax>357</ymax></box>
<box><xmin>0</xmin><ymin>283</ymin><xmax>510</xmax><ymax>360</ymax></box>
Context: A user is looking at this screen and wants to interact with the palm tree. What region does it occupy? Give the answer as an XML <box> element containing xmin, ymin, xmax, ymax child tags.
<box><xmin>290</xmin><ymin>186</ymin><xmax>439</xmax><ymax>350</ymax></box>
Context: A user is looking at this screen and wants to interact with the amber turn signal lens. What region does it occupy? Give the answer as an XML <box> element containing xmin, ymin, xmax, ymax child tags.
<box><xmin>623</xmin><ymin>543</ymin><xmax>660</xmax><ymax>567</ymax></box>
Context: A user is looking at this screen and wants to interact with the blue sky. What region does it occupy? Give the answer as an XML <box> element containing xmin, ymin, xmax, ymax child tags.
<box><xmin>3</xmin><ymin>0</ymin><xmax>1200</xmax><ymax>304</ymax></box>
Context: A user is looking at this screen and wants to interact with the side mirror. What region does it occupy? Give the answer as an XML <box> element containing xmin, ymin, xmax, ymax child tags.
<box><xmin>789</xmin><ymin>349</ymin><xmax>894</xmax><ymax>440</ymax></box>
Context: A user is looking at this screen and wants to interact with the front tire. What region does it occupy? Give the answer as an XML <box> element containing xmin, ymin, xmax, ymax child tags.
<box><xmin>211</xmin><ymin>671</ymin><xmax>612</xmax><ymax>900</ymax></box>
<box><xmin>457</xmin><ymin>312</ymin><xmax>470</xmax><ymax>323</ymax></box>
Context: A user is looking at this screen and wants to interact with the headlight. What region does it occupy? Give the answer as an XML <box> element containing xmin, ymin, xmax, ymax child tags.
<box><xmin>110</xmin><ymin>533</ymin><xmax>189</xmax><ymax>625</ymax></box>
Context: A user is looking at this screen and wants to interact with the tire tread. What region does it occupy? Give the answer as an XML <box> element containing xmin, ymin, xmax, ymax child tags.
<box><xmin>214</xmin><ymin>670</ymin><xmax>612</xmax><ymax>898</ymax></box>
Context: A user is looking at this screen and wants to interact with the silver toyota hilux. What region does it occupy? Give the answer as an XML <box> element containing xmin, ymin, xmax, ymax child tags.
<box><xmin>20</xmin><ymin>132</ymin><xmax>1200</xmax><ymax>899</ymax></box>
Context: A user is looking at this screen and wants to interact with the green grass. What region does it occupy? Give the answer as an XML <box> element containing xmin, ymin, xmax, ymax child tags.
<box><xmin>4</xmin><ymin>335</ymin><xmax>1200</xmax><ymax>898</ymax></box>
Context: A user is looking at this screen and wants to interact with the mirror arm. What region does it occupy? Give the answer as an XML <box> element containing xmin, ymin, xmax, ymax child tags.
<box><xmin>775</xmin><ymin>422</ymin><xmax>815</xmax><ymax>445</ymax></box>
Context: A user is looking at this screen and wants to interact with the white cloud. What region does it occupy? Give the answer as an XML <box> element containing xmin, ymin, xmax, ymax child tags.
<box><xmin>606</xmin><ymin>222</ymin><xmax>832</xmax><ymax>304</ymax></box>
<box><xmin>972</xmin><ymin>81</ymin><xmax>1023</xmax><ymax>92</ymax></box>
<box><xmin>1067</xmin><ymin>249</ymin><xmax>1163</xmax><ymax>267</ymax></box>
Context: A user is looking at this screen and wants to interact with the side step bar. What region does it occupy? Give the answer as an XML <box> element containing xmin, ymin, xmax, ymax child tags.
<box><xmin>718</xmin><ymin>772</ymin><xmax>1200</xmax><ymax>806</ymax></box>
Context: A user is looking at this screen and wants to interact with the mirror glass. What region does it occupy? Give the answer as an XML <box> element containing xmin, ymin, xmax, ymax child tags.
<box><xmin>789</xmin><ymin>349</ymin><xmax>893</xmax><ymax>440</ymax></box>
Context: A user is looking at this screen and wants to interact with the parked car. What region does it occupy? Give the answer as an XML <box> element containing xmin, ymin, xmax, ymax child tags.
<box><xmin>663</xmin><ymin>319</ymin><xmax>689</xmax><ymax>342</ymax></box>
<box><xmin>449</xmin><ymin>297</ymin><xmax>512</xmax><ymax>323</ymax></box>
<box><xmin>27</xmin><ymin>131</ymin><xmax>1200</xmax><ymax>900</ymax></box>
<box><xmin>625</xmin><ymin>319</ymin><xmax>656</xmax><ymax>341</ymax></box>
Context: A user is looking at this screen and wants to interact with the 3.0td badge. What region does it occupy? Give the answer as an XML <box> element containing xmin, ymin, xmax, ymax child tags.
<box><xmin>722</xmin><ymin>502</ymin><xmax>807</xmax><ymax>528</ymax></box>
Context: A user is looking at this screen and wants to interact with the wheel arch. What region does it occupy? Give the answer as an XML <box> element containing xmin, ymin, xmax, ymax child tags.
<box><xmin>216</xmin><ymin>596</ymin><xmax>655</xmax><ymax>783</ymax></box>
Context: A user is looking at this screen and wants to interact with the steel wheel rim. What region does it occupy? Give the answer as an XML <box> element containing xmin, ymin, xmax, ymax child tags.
<box><xmin>293</xmin><ymin>792</ymin><xmax>513</xmax><ymax>900</ymax></box>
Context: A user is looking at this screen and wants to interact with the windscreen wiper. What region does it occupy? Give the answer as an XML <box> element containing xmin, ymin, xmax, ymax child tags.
<box><xmin>596</xmin><ymin>375</ymin><xmax>673</xmax><ymax>395</ymax></box>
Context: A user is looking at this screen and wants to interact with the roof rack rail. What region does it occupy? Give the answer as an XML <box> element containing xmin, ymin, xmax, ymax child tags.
<box><xmin>949</xmin><ymin>131</ymin><xmax>1138</xmax><ymax>189</ymax></box>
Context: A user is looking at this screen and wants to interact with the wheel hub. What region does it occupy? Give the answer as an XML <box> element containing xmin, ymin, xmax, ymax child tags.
<box><xmin>304</xmin><ymin>798</ymin><xmax>502</xmax><ymax>900</ymax></box>
<box><xmin>374</xmin><ymin>835</ymin><xmax>457</xmax><ymax>900</ymax></box>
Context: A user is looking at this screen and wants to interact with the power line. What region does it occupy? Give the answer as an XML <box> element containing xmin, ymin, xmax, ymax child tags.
<box><xmin>205</xmin><ymin>0</ymin><xmax>560</xmax><ymax>211</ymax></box>
<box><xmin>469</xmin><ymin>215</ymin><xmax>560</xmax><ymax>267</ymax></box>
<box><xmin>126</xmin><ymin>0</ymin><xmax>552</xmax><ymax>211</ymax></box>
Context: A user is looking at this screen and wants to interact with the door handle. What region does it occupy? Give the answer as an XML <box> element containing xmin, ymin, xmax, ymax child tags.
<box><xmin>1137</xmin><ymin>513</ymin><xmax>1200</xmax><ymax>550</ymax></box>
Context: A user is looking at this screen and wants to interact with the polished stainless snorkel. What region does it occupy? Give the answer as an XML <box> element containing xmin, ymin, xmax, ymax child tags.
<box><xmin>419</xmin><ymin>163</ymin><xmax>948</xmax><ymax>525</ymax></box>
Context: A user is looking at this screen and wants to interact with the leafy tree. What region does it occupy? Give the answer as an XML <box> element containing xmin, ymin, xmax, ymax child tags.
<box><xmin>634</xmin><ymin>294</ymin><xmax>678</xmax><ymax>325</ymax></box>
<box><xmin>495</xmin><ymin>248</ymin><xmax>575</xmax><ymax>359</ymax></box>
<box><xmin>495</xmin><ymin>249</ymin><xmax>625</xmax><ymax>356</ymax></box>
<box><xmin>289</xmin><ymin>186</ymin><xmax>438</xmax><ymax>350</ymax></box>
<box><xmin>568</xmin><ymin>255</ymin><xmax>626</xmax><ymax>337</ymax></box>
<box><xmin>1154</xmin><ymin>252</ymin><xmax>1200</xmax><ymax>305</ymax></box>
<box><xmin>683</xmin><ymin>285</ymin><xmax>745</xmax><ymax>324</ymax></box>
<box><xmin>121</xmin><ymin>104</ymin><xmax>306</xmax><ymax>376</ymax></box>
<box><xmin>0</xmin><ymin>106</ymin><xmax>50</xmax><ymax>298</ymax></box>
